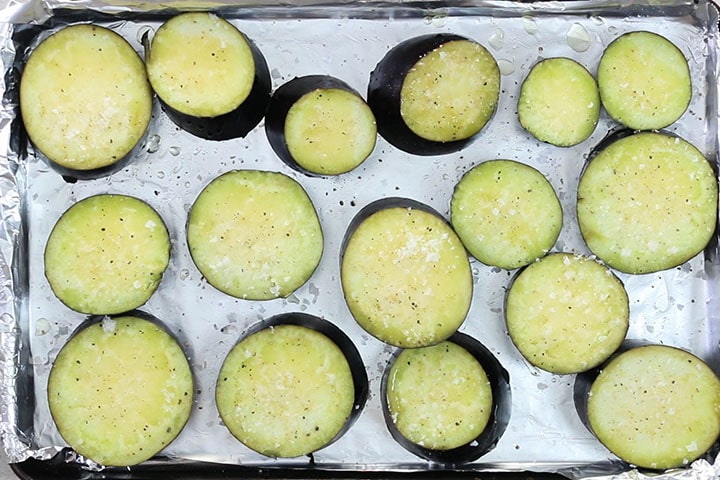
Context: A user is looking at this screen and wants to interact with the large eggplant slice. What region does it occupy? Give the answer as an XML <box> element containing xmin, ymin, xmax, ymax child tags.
<box><xmin>265</xmin><ymin>75</ymin><xmax>377</xmax><ymax>176</ymax></box>
<box><xmin>44</xmin><ymin>194</ymin><xmax>171</xmax><ymax>315</ymax></box>
<box><xmin>368</xmin><ymin>34</ymin><xmax>500</xmax><ymax>155</ymax></box>
<box><xmin>381</xmin><ymin>332</ymin><xmax>511</xmax><ymax>464</ymax></box>
<box><xmin>48</xmin><ymin>312</ymin><xmax>194</xmax><ymax>467</ymax></box>
<box><xmin>598</xmin><ymin>31</ymin><xmax>691</xmax><ymax>130</ymax></box>
<box><xmin>340</xmin><ymin>198</ymin><xmax>473</xmax><ymax>348</ymax></box>
<box><xmin>186</xmin><ymin>170</ymin><xmax>323</xmax><ymax>300</ymax></box>
<box><xmin>577</xmin><ymin>130</ymin><xmax>717</xmax><ymax>274</ymax></box>
<box><xmin>20</xmin><ymin>24</ymin><xmax>152</xmax><ymax>179</ymax></box>
<box><xmin>505</xmin><ymin>253</ymin><xmax>629</xmax><ymax>374</ymax></box>
<box><xmin>518</xmin><ymin>57</ymin><xmax>599</xmax><ymax>147</ymax></box>
<box><xmin>216</xmin><ymin>313</ymin><xmax>367</xmax><ymax>458</ymax></box>
<box><xmin>450</xmin><ymin>159</ymin><xmax>562</xmax><ymax>270</ymax></box>
<box><xmin>576</xmin><ymin>344</ymin><xmax>720</xmax><ymax>470</ymax></box>
<box><xmin>145</xmin><ymin>12</ymin><xmax>271</xmax><ymax>140</ymax></box>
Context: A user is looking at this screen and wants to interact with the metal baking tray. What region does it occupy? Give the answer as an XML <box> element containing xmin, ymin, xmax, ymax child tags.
<box><xmin>1</xmin><ymin>0</ymin><xmax>719</xmax><ymax>479</ymax></box>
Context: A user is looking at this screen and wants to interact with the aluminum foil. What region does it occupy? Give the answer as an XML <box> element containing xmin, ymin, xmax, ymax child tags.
<box><xmin>0</xmin><ymin>0</ymin><xmax>719</xmax><ymax>478</ymax></box>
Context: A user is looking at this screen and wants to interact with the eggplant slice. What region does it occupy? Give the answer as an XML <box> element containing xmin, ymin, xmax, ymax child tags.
<box><xmin>47</xmin><ymin>313</ymin><xmax>194</xmax><ymax>467</ymax></box>
<box><xmin>266</xmin><ymin>75</ymin><xmax>377</xmax><ymax>176</ymax></box>
<box><xmin>577</xmin><ymin>131</ymin><xmax>717</xmax><ymax>274</ymax></box>
<box><xmin>44</xmin><ymin>194</ymin><xmax>171</xmax><ymax>315</ymax></box>
<box><xmin>145</xmin><ymin>12</ymin><xmax>271</xmax><ymax>140</ymax></box>
<box><xmin>187</xmin><ymin>170</ymin><xmax>323</xmax><ymax>300</ymax></box>
<box><xmin>20</xmin><ymin>24</ymin><xmax>152</xmax><ymax>178</ymax></box>
<box><xmin>216</xmin><ymin>314</ymin><xmax>367</xmax><ymax>458</ymax></box>
<box><xmin>368</xmin><ymin>34</ymin><xmax>500</xmax><ymax>155</ymax></box>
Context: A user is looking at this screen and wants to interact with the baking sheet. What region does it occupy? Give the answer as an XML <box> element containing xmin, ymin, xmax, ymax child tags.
<box><xmin>0</xmin><ymin>0</ymin><xmax>719</xmax><ymax>478</ymax></box>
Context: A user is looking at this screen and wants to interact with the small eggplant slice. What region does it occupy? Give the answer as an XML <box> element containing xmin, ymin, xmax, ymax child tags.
<box><xmin>450</xmin><ymin>159</ymin><xmax>562</xmax><ymax>270</ymax></box>
<box><xmin>368</xmin><ymin>34</ymin><xmax>500</xmax><ymax>155</ymax></box>
<box><xmin>598</xmin><ymin>31</ymin><xmax>691</xmax><ymax>130</ymax></box>
<box><xmin>381</xmin><ymin>332</ymin><xmax>511</xmax><ymax>464</ymax></box>
<box><xmin>20</xmin><ymin>24</ymin><xmax>152</xmax><ymax>178</ymax></box>
<box><xmin>187</xmin><ymin>170</ymin><xmax>323</xmax><ymax>300</ymax></box>
<box><xmin>265</xmin><ymin>75</ymin><xmax>377</xmax><ymax>176</ymax></box>
<box><xmin>216</xmin><ymin>314</ymin><xmax>367</xmax><ymax>458</ymax></box>
<box><xmin>47</xmin><ymin>313</ymin><xmax>194</xmax><ymax>467</ymax></box>
<box><xmin>44</xmin><ymin>194</ymin><xmax>171</xmax><ymax>315</ymax></box>
<box><xmin>518</xmin><ymin>57</ymin><xmax>599</xmax><ymax>147</ymax></box>
<box><xmin>145</xmin><ymin>12</ymin><xmax>271</xmax><ymax>140</ymax></box>
<box><xmin>341</xmin><ymin>198</ymin><xmax>473</xmax><ymax>348</ymax></box>
<box><xmin>577</xmin><ymin>131</ymin><xmax>717</xmax><ymax>274</ymax></box>
<box><xmin>505</xmin><ymin>253</ymin><xmax>629</xmax><ymax>375</ymax></box>
<box><xmin>581</xmin><ymin>345</ymin><xmax>720</xmax><ymax>470</ymax></box>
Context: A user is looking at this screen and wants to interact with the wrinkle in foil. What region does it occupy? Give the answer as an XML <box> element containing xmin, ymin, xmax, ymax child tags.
<box><xmin>0</xmin><ymin>1</ymin><xmax>718</xmax><ymax>479</ymax></box>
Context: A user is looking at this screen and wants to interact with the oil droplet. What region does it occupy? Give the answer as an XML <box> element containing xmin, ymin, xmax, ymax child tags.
<box><xmin>489</xmin><ymin>28</ymin><xmax>505</xmax><ymax>50</ymax></box>
<box><xmin>590</xmin><ymin>16</ymin><xmax>605</xmax><ymax>26</ymax></box>
<box><xmin>498</xmin><ymin>59</ymin><xmax>516</xmax><ymax>75</ymax></box>
<box><xmin>156</xmin><ymin>170</ymin><xmax>166</xmax><ymax>179</ymax></box>
<box><xmin>424</xmin><ymin>14</ymin><xmax>448</xmax><ymax>27</ymax></box>
<box><xmin>523</xmin><ymin>17</ymin><xmax>538</xmax><ymax>36</ymax></box>
<box><xmin>35</xmin><ymin>318</ymin><xmax>51</xmax><ymax>336</ymax></box>
<box><xmin>179</xmin><ymin>268</ymin><xmax>190</xmax><ymax>281</ymax></box>
<box><xmin>169</xmin><ymin>146</ymin><xmax>181</xmax><ymax>156</ymax></box>
<box><xmin>146</xmin><ymin>134</ymin><xmax>161</xmax><ymax>153</ymax></box>
<box><xmin>567</xmin><ymin>23</ymin><xmax>592</xmax><ymax>52</ymax></box>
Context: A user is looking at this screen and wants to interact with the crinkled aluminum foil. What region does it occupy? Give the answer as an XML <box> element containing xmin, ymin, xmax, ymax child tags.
<box><xmin>0</xmin><ymin>0</ymin><xmax>719</xmax><ymax>479</ymax></box>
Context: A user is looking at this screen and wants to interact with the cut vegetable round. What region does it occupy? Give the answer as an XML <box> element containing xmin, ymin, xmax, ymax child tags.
<box><xmin>583</xmin><ymin>345</ymin><xmax>720</xmax><ymax>469</ymax></box>
<box><xmin>368</xmin><ymin>34</ymin><xmax>500</xmax><ymax>155</ymax></box>
<box><xmin>577</xmin><ymin>131</ymin><xmax>717</xmax><ymax>274</ymax></box>
<box><xmin>216</xmin><ymin>314</ymin><xmax>367</xmax><ymax>458</ymax></box>
<box><xmin>341</xmin><ymin>199</ymin><xmax>473</xmax><ymax>348</ymax></box>
<box><xmin>518</xmin><ymin>57</ymin><xmax>599</xmax><ymax>147</ymax></box>
<box><xmin>598</xmin><ymin>31</ymin><xmax>691</xmax><ymax>130</ymax></box>
<box><xmin>187</xmin><ymin>170</ymin><xmax>323</xmax><ymax>300</ymax></box>
<box><xmin>20</xmin><ymin>24</ymin><xmax>152</xmax><ymax>178</ymax></box>
<box><xmin>145</xmin><ymin>12</ymin><xmax>271</xmax><ymax>140</ymax></box>
<box><xmin>44</xmin><ymin>194</ymin><xmax>170</xmax><ymax>315</ymax></box>
<box><xmin>505</xmin><ymin>253</ymin><xmax>629</xmax><ymax>374</ymax></box>
<box><xmin>451</xmin><ymin>160</ymin><xmax>562</xmax><ymax>269</ymax></box>
<box><xmin>265</xmin><ymin>75</ymin><xmax>377</xmax><ymax>175</ymax></box>
<box><xmin>47</xmin><ymin>313</ymin><xmax>194</xmax><ymax>467</ymax></box>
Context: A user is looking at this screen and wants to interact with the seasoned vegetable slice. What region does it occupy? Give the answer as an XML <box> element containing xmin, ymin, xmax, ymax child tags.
<box><xmin>598</xmin><ymin>31</ymin><xmax>691</xmax><ymax>130</ymax></box>
<box><xmin>266</xmin><ymin>75</ymin><xmax>377</xmax><ymax>175</ymax></box>
<box><xmin>586</xmin><ymin>345</ymin><xmax>720</xmax><ymax>469</ymax></box>
<box><xmin>577</xmin><ymin>131</ymin><xmax>717</xmax><ymax>274</ymax></box>
<box><xmin>505</xmin><ymin>253</ymin><xmax>629</xmax><ymax>374</ymax></box>
<box><xmin>368</xmin><ymin>34</ymin><xmax>500</xmax><ymax>155</ymax></box>
<box><xmin>518</xmin><ymin>57</ymin><xmax>599</xmax><ymax>147</ymax></box>
<box><xmin>341</xmin><ymin>200</ymin><xmax>472</xmax><ymax>348</ymax></box>
<box><xmin>44</xmin><ymin>195</ymin><xmax>170</xmax><ymax>315</ymax></box>
<box><xmin>451</xmin><ymin>160</ymin><xmax>562</xmax><ymax>269</ymax></box>
<box><xmin>47</xmin><ymin>314</ymin><xmax>194</xmax><ymax>467</ymax></box>
<box><xmin>216</xmin><ymin>319</ymin><xmax>363</xmax><ymax>458</ymax></box>
<box><xmin>145</xmin><ymin>12</ymin><xmax>271</xmax><ymax>140</ymax></box>
<box><xmin>20</xmin><ymin>24</ymin><xmax>152</xmax><ymax>177</ymax></box>
<box><xmin>187</xmin><ymin>170</ymin><xmax>323</xmax><ymax>300</ymax></box>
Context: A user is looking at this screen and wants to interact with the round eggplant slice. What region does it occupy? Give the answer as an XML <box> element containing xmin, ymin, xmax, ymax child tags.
<box><xmin>47</xmin><ymin>312</ymin><xmax>194</xmax><ymax>467</ymax></box>
<box><xmin>216</xmin><ymin>314</ymin><xmax>367</xmax><ymax>458</ymax></box>
<box><xmin>598</xmin><ymin>31</ymin><xmax>691</xmax><ymax>130</ymax></box>
<box><xmin>187</xmin><ymin>170</ymin><xmax>323</xmax><ymax>300</ymax></box>
<box><xmin>451</xmin><ymin>160</ymin><xmax>562</xmax><ymax>270</ymax></box>
<box><xmin>368</xmin><ymin>34</ymin><xmax>500</xmax><ymax>155</ymax></box>
<box><xmin>577</xmin><ymin>131</ymin><xmax>717</xmax><ymax>274</ymax></box>
<box><xmin>518</xmin><ymin>57</ymin><xmax>600</xmax><ymax>147</ymax></box>
<box><xmin>578</xmin><ymin>345</ymin><xmax>720</xmax><ymax>470</ymax></box>
<box><xmin>381</xmin><ymin>332</ymin><xmax>511</xmax><ymax>464</ymax></box>
<box><xmin>20</xmin><ymin>24</ymin><xmax>152</xmax><ymax>178</ymax></box>
<box><xmin>505</xmin><ymin>253</ymin><xmax>629</xmax><ymax>374</ymax></box>
<box><xmin>44</xmin><ymin>194</ymin><xmax>171</xmax><ymax>315</ymax></box>
<box><xmin>341</xmin><ymin>198</ymin><xmax>473</xmax><ymax>348</ymax></box>
<box><xmin>265</xmin><ymin>75</ymin><xmax>377</xmax><ymax>176</ymax></box>
<box><xmin>145</xmin><ymin>12</ymin><xmax>271</xmax><ymax>140</ymax></box>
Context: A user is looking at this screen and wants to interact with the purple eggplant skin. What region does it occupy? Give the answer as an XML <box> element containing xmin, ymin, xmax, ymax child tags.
<box><xmin>145</xmin><ymin>32</ymin><xmax>271</xmax><ymax>141</ymax></box>
<box><xmin>265</xmin><ymin>75</ymin><xmax>365</xmax><ymax>176</ymax></box>
<box><xmin>380</xmin><ymin>331</ymin><xmax>511</xmax><ymax>464</ymax></box>
<box><xmin>368</xmin><ymin>33</ymin><xmax>478</xmax><ymax>156</ymax></box>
